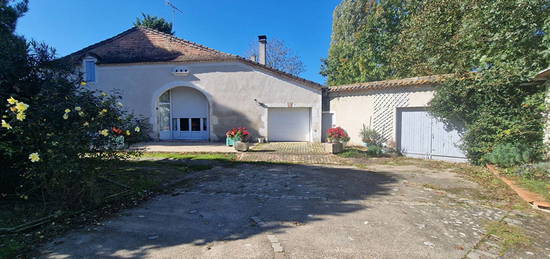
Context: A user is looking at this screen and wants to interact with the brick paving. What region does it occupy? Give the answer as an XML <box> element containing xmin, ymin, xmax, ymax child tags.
<box><xmin>238</xmin><ymin>142</ymin><xmax>347</xmax><ymax>164</ymax></box>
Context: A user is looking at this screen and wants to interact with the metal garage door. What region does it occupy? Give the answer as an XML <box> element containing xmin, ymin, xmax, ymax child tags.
<box><xmin>397</xmin><ymin>108</ymin><xmax>467</xmax><ymax>162</ymax></box>
<box><xmin>268</xmin><ymin>107</ymin><xmax>311</xmax><ymax>141</ymax></box>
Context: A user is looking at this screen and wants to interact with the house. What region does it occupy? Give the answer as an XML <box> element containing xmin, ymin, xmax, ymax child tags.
<box><xmin>65</xmin><ymin>27</ymin><xmax>323</xmax><ymax>142</ymax></box>
<box><xmin>63</xmin><ymin>26</ymin><xmax>467</xmax><ymax>161</ymax></box>
<box><xmin>324</xmin><ymin>75</ymin><xmax>468</xmax><ymax>162</ymax></box>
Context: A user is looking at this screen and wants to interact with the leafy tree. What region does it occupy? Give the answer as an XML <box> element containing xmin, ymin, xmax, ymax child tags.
<box><xmin>323</xmin><ymin>0</ymin><xmax>549</xmax><ymax>164</ymax></box>
<box><xmin>321</xmin><ymin>0</ymin><xmax>412</xmax><ymax>85</ymax></box>
<box><xmin>247</xmin><ymin>38</ymin><xmax>306</xmax><ymax>76</ymax></box>
<box><xmin>134</xmin><ymin>13</ymin><xmax>174</xmax><ymax>35</ymax></box>
<box><xmin>426</xmin><ymin>0</ymin><xmax>549</xmax><ymax>163</ymax></box>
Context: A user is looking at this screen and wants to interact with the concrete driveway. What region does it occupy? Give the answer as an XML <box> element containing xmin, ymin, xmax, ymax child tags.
<box><xmin>40</xmin><ymin>161</ymin><xmax>550</xmax><ymax>258</ymax></box>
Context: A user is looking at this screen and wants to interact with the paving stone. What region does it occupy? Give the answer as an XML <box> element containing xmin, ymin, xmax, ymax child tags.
<box><xmin>238</xmin><ymin>142</ymin><xmax>346</xmax><ymax>164</ymax></box>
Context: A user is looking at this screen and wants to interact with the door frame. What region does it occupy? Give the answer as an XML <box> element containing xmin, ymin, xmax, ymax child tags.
<box><xmin>396</xmin><ymin>106</ymin><xmax>467</xmax><ymax>162</ymax></box>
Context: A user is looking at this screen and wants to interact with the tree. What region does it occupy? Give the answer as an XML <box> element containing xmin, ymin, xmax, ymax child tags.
<box><xmin>321</xmin><ymin>0</ymin><xmax>412</xmax><ymax>85</ymax></box>
<box><xmin>246</xmin><ymin>38</ymin><xmax>306</xmax><ymax>76</ymax></box>
<box><xmin>134</xmin><ymin>13</ymin><xmax>174</xmax><ymax>35</ymax></box>
<box><xmin>323</xmin><ymin>0</ymin><xmax>549</xmax><ymax>163</ymax></box>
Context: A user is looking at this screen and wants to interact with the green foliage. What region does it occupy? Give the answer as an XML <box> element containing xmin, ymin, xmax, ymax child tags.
<box><xmin>0</xmin><ymin>1</ymin><xmax>149</xmax><ymax>208</ymax></box>
<box><xmin>134</xmin><ymin>13</ymin><xmax>174</xmax><ymax>35</ymax></box>
<box><xmin>485</xmin><ymin>143</ymin><xmax>536</xmax><ymax>167</ymax></box>
<box><xmin>321</xmin><ymin>0</ymin><xmax>413</xmax><ymax>84</ymax></box>
<box><xmin>359</xmin><ymin>124</ymin><xmax>385</xmax><ymax>146</ymax></box>
<box><xmin>366</xmin><ymin>145</ymin><xmax>383</xmax><ymax>157</ymax></box>
<box><xmin>324</xmin><ymin>0</ymin><xmax>549</xmax><ymax>163</ymax></box>
<box><xmin>338</xmin><ymin>147</ymin><xmax>384</xmax><ymax>158</ymax></box>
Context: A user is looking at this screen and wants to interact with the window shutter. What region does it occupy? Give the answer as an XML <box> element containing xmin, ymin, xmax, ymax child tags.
<box><xmin>85</xmin><ymin>61</ymin><xmax>96</xmax><ymax>82</ymax></box>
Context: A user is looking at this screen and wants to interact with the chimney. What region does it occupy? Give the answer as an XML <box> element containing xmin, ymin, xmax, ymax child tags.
<box><xmin>258</xmin><ymin>35</ymin><xmax>267</xmax><ymax>65</ymax></box>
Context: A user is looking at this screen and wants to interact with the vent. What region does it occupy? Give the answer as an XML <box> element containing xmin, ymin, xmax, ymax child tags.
<box><xmin>172</xmin><ymin>66</ymin><xmax>190</xmax><ymax>76</ymax></box>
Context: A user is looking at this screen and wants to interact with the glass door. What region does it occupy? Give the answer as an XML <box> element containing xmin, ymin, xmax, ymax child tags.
<box><xmin>158</xmin><ymin>90</ymin><xmax>171</xmax><ymax>140</ymax></box>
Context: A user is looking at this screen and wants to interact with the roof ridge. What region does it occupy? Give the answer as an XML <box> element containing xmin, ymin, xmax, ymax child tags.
<box><xmin>136</xmin><ymin>27</ymin><xmax>324</xmax><ymax>89</ymax></box>
<box><xmin>330</xmin><ymin>74</ymin><xmax>451</xmax><ymax>88</ymax></box>
<box><xmin>328</xmin><ymin>74</ymin><xmax>452</xmax><ymax>93</ymax></box>
<box><xmin>63</xmin><ymin>26</ymin><xmax>325</xmax><ymax>89</ymax></box>
<box><xmin>136</xmin><ymin>26</ymin><xmax>234</xmax><ymax>57</ymax></box>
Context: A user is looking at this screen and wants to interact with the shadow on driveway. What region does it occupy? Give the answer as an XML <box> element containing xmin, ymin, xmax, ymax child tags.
<box><xmin>41</xmin><ymin>162</ymin><xmax>397</xmax><ymax>258</ymax></box>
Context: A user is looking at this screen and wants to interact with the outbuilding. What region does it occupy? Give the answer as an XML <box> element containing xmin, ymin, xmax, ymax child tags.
<box><xmin>325</xmin><ymin>75</ymin><xmax>467</xmax><ymax>162</ymax></box>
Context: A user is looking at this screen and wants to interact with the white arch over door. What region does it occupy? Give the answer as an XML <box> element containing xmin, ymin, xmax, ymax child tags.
<box><xmin>151</xmin><ymin>81</ymin><xmax>213</xmax><ymax>141</ymax></box>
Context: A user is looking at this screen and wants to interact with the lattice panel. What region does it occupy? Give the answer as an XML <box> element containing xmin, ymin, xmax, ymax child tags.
<box><xmin>372</xmin><ymin>91</ymin><xmax>411</xmax><ymax>141</ymax></box>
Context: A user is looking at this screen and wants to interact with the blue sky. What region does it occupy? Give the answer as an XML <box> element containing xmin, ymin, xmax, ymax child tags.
<box><xmin>16</xmin><ymin>0</ymin><xmax>341</xmax><ymax>84</ymax></box>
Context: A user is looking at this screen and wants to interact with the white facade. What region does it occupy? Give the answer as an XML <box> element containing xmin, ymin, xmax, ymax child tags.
<box><xmin>327</xmin><ymin>85</ymin><xmax>467</xmax><ymax>162</ymax></box>
<box><xmin>328</xmin><ymin>87</ymin><xmax>435</xmax><ymax>145</ymax></box>
<box><xmin>83</xmin><ymin>61</ymin><xmax>322</xmax><ymax>142</ymax></box>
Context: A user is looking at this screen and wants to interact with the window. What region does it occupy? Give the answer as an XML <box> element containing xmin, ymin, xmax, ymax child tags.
<box><xmin>202</xmin><ymin>118</ymin><xmax>207</xmax><ymax>131</ymax></box>
<box><xmin>180</xmin><ymin>118</ymin><xmax>189</xmax><ymax>131</ymax></box>
<box><xmin>159</xmin><ymin>90</ymin><xmax>170</xmax><ymax>103</ymax></box>
<box><xmin>158</xmin><ymin>104</ymin><xmax>170</xmax><ymax>131</ymax></box>
<box><xmin>172</xmin><ymin>118</ymin><xmax>178</xmax><ymax>131</ymax></box>
<box><xmin>84</xmin><ymin>60</ymin><xmax>96</xmax><ymax>82</ymax></box>
<box><xmin>191</xmin><ymin>118</ymin><xmax>201</xmax><ymax>131</ymax></box>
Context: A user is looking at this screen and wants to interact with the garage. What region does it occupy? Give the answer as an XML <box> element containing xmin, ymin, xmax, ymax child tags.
<box><xmin>397</xmin><ymin>107</ymin><xmax>467</xmax><ymax>162</ymax></box>
<box><xmin>268</xmin><ymin>107</ymin><xmax>311</xmax><ymax>141</ymax></box>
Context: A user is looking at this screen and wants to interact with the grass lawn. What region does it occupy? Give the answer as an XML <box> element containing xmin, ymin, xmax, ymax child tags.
<box><xmin>0</xmin><ymin>153</ymin><xmax>226</xmax><ymax>258</ymax></box>
<box><xmin>138</xmin><ymin>152</ymin><xmax>236</xmax><ymax>162</ymax></box>
<box><xmin>517</xmin><ymin>177</ymin><xmax>550</xmax><ymax>202</ymax></box>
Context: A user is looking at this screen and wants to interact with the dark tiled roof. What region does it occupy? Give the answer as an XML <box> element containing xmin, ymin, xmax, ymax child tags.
<box><xmin>328</xmin><ymin>74</ymin><xmax>452</xmax><ymax>93</ymax></box>
<box><xmin>64</xmin><ymin>27</ymin><xmax>323</xmax><ymax>90</ymax></box>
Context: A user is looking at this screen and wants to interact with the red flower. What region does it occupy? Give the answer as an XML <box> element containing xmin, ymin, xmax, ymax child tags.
<box><xmin>327</xmin><ymin>127</ymin><xmax>349</xmax><ymax>142</ymax></box>
<box><xmin>112</xmin><ymin>127</ymin><xmax>123</xmax><ymax>135</ymax></box>
<box><xmin>226</xmin><ymin>127</ymin><xmax>250</xmax><ymax>139</ymax></box>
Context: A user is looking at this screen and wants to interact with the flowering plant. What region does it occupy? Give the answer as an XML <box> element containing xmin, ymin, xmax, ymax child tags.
<box><xmin>327</xmin><ymin>127</ymin><xmax>350</xmax><ymax>143</ymax></box>
<box><xmin>226</xmin><ymin>127</ymin><xmax>250</xmax><ymax>140</ymax></box>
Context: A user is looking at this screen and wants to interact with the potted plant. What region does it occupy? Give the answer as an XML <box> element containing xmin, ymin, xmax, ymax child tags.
<box><xmin>324</xmin><ymin>127</ymin><xmax>350</xmax><ymax>153</ymax></box>
<box><xmin>226</xmin><ymin>127</ymin><xmax>250</xmax><ymax>151</ymax></box>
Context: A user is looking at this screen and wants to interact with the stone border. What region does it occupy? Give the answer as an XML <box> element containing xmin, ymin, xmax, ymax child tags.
<box><xmin>487</xmin><ymin>165</ymin><xmax>550</xmax><ymax>212</ymax></box>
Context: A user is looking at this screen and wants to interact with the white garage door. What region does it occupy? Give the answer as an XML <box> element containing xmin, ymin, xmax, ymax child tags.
<box><xmin>397</xmin><ymin>108</ymin><xmax>467</xmax><ymax>162</ymax></box>
<box><xmin>268</xmin><ymin>108</ymin><xmax>311</xmax><ymax>141</ymax></box>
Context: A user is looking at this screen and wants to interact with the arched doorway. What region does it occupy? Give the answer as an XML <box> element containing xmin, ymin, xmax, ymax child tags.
<box><xmin>157</xmin><ymin>87</ymin><xmax>209</xmax><ymax>141</ymax></box>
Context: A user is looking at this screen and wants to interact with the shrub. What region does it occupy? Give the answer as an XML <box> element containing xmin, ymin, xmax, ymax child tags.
<box><xmin>485</xmin><ymin>143</ymin><xmax>536</xmax><ymax>168</ymax></box>
<box><xmin>359</xmin><ymin>124</ymin><xmax>385</xmax><ymax>146</ymax></box>
<box><xmin>327</xmin><ymin>127</ymin><xmax>350</xmax><ymax>143</ymax></box>
<box><xmin>510</xmin><ymin>161</ymin><xmax>550</xmax><ymax>180</ymax></box>
<box><xmin>366</xmin><ymin>145</ymin><xmax>384</xmax><ymax>157</ymax></box>
<box><xmin>0</xmin><ymin>1</ymin><xmax>149</xmax><ymax>208</ymax></box>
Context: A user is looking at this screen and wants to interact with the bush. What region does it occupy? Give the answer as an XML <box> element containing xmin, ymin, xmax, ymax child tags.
<box><xmin>485</xmin><ymin>143</ymin><xmax>536</xmax><ymax>168</ymax></box>
<box><xmin>0</xmin><ymin>1</ymin><xmax>149</xmax><ymax>208</ymax></box>
<box><xmin>359</xmin><ymin>124</ymin><xmax>385</xmax><ymax>146</ymax></box>
<box><xmin>366</xmin><ymin>145</ymin><xmax>384</xmax><ymax>157</ymax></box>
<box><xmin>510</xmin><ymin>161</ymin><xmax>550</xmax><ymax>180</ymax></box>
